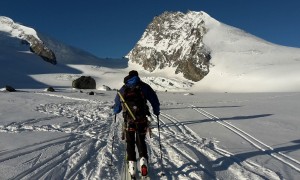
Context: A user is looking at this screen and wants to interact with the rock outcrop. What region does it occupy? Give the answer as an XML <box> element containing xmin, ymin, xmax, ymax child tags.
<box><xmin>72</xmin><ymin>76</ymin><xmax>96</xmax><ymax>89</ymax></box>
<box><xmin>127</xmin><ymin>11</ymin><xmax>212</xmax><ymax>81</ymax></box>
<box><xmin>28</xmin><ymin>35</ymin><xmax>56</xmax><ymax>65</ymax></box>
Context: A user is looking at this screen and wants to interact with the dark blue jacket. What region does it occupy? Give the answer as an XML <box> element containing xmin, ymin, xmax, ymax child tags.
<box><xmin>113</xmin><ymin>76</ymin><xmax>160</xmax><ymax>116</ymax></box>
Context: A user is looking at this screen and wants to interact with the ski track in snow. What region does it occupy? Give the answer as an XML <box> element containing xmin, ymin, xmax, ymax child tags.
<box><xmin>190</xmin><ymin>105</ymin><xmax>300</xmax><ymax>177</ymax></box>
<box><xmin>0</xmin><ymin>92</ymin><xmax>282</xmax><ymax>179</ymax></box>
<box><xmin>156</xmin><ymin>112</ymin><xmax>279</xmax><ymax>180</ymax></box>
<box><xmin>0</xmin><ymin>92</ymin><xmax>120</xmax><ymax>179</ymax></box>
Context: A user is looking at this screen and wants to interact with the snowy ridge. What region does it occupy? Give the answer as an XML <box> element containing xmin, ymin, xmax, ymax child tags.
<box><xmin>0</xmin><ymin>16</ymin><xmax>40</xmax><ymax>43</ymax></box>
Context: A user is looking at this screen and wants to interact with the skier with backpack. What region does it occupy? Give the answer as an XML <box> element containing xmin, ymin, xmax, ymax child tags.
<box><xmin>113</xmin><ymin>70</ymin><xmax>160</xmax><ymax>179</ymax></box>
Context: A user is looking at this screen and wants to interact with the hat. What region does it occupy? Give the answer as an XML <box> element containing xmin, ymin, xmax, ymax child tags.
<box><xmin>129</xmin><ymin>70</ymin><xmax>138</xmax><ymax>77</ymax></box>
<box><xmin>123</xmin><ymin>70</ymin><xmax>139</xmax><ymax>83</ymax></box>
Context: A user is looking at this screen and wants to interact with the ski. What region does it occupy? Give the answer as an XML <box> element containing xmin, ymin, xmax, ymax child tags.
<box><xmin>123</xmin><ymin>160</ymin><xmax>137</xmax><ymax>180</ymax></box>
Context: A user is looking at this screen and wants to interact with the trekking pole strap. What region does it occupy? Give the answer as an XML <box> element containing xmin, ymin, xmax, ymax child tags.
<box><xmin>117</xmin><ymin>91</ymin><xmax>136</xmax><ymax>121</ymax></box>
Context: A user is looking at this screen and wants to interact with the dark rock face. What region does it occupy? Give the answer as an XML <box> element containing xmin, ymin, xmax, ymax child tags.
<box><xmin>27</xmin><ymin>35</ymin><xmax>57</xmax><ymax>65</ymax></box>
<box><xmin>127</xmin><ymin>11</ymin><xmax>211</xmax><ymax>81</ymax></box>
<box><xmin>72</xmin><ymin>76</ymin><xmax>96</xmax><ymax>89</ymax></box>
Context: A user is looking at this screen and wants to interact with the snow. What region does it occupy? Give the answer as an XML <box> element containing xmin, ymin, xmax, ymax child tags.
<box><xmin>1</xmin><ymin>90</ymin><xmax>299</xmax><ymax>179</ymax></box>
<box><xmin>201</xmin><ymin>20</ymin><xmax>300</xmax><ymax>92</ymax></box>
<box><xmin>1</xmin><ymin>13</ymin><xmax>300</xmax><ymax>179</ymax></box>
<box><xmin>0</xmin><ymin>16</ymin><xmax>40</xmax><ymax>40</ymax></box>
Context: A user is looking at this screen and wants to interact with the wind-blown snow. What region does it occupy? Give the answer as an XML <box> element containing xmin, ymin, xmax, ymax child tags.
<box><xmin>1</xmin><ymin>13</ymin><xmax>300</xmax><ymax>179</ymax></box>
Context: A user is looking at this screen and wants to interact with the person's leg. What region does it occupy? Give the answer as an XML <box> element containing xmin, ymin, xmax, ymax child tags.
<box><xmin>126</xmin><ymin>125</ymin><xmax>137</xmax><ymax>177</ymax></box>
<box><xmin>136</xmin><ymin>121</ymin><xmax>148</xmax><ymax>161</ymax></box>
<box><xmin>126</xmin><ymin>129</ymin><xmax>136</xmax><ymax>161</ymax></box>
<box><xmin>136</xmin><ymin>133</ymin><xmax>148</xmax><ymax>160</ymax></box>
<box><xmin>136</xmin><ymin>123</ymin><xmax>149</xmax><ymax>176</ymax></box>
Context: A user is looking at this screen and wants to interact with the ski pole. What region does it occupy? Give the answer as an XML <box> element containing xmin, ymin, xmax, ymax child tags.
<box><xmin>157</xmin><ymin>115</ymin><xmax>165</xmax><ymax>176</ymax></box>
<box><xmin>109</xmin><ymin>114</ymin><xmax>117</xmax><ymax>166</ymax></box>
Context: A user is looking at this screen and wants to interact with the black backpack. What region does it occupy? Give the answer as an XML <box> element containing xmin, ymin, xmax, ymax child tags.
<box><xmin>122</xmin><ymin>84</ymin><xmax>149</xmax><ymax>121</ymax></box>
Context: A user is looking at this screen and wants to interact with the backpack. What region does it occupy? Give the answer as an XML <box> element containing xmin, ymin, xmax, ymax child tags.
<box><xmin>122</xmin><ymin>83</ymin><xmax>149</xmax><ymax>121</ymax></box>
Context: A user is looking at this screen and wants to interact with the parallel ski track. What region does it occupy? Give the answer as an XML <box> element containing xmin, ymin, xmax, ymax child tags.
<box><xmin>190</xmin><ymin>104</ymin><xmax>300</xmax><ymax>173</ymax></box>
<box><xmin>156</xmin><ymin>112</ymin><xmax>218</xmax><ymax>179</ymax></box>
<box><xmin>157</xmin><ymin>113</ymin><xmax>279</xmax><ymax>180</ymax></box>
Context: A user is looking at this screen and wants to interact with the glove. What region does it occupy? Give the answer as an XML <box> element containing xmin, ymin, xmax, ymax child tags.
<box><xmin>113</xmin><ymin>110</ymin><xmax>119</xmax><ymax>115</ymax></box>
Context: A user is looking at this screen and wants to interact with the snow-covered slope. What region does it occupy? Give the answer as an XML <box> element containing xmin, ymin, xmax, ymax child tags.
<box><xmin>0</xmin><ymin>16</ymin><xmax>127</xmax><ymax>89</ymax></box>
<box><xmin>0</xmin><ymin>16</ymin><xmax>57</xmax><ymax>65</ymax></box>
<box><xmin>200</xmin><ymin>15</ymin><xmax>300</xmax><ymax>92</ymax></box>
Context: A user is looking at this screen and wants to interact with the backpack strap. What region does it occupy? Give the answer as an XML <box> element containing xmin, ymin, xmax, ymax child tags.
<box><xmin>117</xmin><ymin>90</ymin><xmax>136</xmax><ymax>121</ymax></box>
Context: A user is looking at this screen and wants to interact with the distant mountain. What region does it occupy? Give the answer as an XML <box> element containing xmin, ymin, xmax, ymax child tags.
<box><xmin>0</xmin><ymin>16</ymin><xmax>126</xmax><ymax>88</ymax></box>
<box><xmin>37</xmin><ymin>33</ymin><xmax>126</xmax><ymax>68</ymax></box>
<box><xmin>127</xmin><ymin>11</ymin><xmax>300</xmax><ymax>91</ymax></box>
<box><xmin>0</xmin><ymin>16</ymin><xmax>125</xmax><ymax>67</ymax></box>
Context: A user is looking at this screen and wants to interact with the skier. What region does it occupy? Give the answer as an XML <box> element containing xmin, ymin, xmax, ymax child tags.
<box><xmin>113</xmin><ymin>70</ymin><xmax>160</xmax><ymax>178</ymax></box>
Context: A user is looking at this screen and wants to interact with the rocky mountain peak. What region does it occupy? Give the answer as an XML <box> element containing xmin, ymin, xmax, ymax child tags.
<box><xmin>127</xmin><ymin>11</ymin><xmax>212</xmax><ymax>81</ymax></box>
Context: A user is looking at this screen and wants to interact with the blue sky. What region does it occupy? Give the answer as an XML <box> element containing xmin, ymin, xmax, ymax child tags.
<box><xmin>1</xmin><ymin>0</ymin><xmax>300</xmax><ymax>58</ymax></box>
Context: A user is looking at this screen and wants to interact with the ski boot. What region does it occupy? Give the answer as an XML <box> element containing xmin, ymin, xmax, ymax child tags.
<box><xmin>128</xmin><ymin>161</ymin><xmax>136</xmax><ymax>179</ymax></box>
<box><xmin>140</xmin><ymin>157</ymin><xmax>148</xmax><ymax>177</ymax></box>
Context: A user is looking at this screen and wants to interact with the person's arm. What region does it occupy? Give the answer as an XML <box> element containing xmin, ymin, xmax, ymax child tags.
<box><xmin>142</xmin><ymin>83</ymin><xmax>160</xmax><ymax>115</ymax></box>
<box><xmin>113</xmin><ymin>86</ymin><xmax>125</xmax><ymax>114</ymax></box>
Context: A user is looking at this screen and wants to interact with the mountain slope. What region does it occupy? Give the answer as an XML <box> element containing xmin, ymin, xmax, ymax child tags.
<box><xmin>127</xmin><ymin>11</ymin><xmax>300</xmax><ymax>92</ymax></box>
<box><xmin>127</xmin><ymin>11</ymin><xmax>211</xmax><ymax>81</ymax></box>
<box><xmin>200</xmin><ymin>17</ymin><xmax>300</xmax><ymax>92</ymax></box>
<box><xmin>0</xmin><ymin>16</ymin><xmax>56</xmax><ymax>64</ymax></box>
<box><xmin>0</xmin><ymin>16</ymin><xmax>127</xmax><ymax>89</ymax></box>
